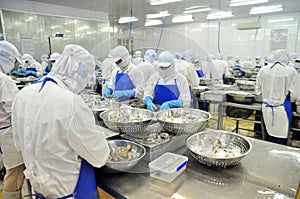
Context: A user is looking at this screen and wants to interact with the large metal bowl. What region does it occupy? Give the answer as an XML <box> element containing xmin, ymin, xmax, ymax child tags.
<box><xmin>104</xmin><ymin>140</ymin><xmax>146</xmax><ymax>173</ymax></box>
<box><xmin>186</xmin><ymin>130</ymin><xmax>252</xmax><ymax>168</ymax></box>
<box><xmin>236</xmin><ymin>80</ymin><xmax>256</xmax><ymax>91</ymax></box>
<box><xmin>100</xmin><ymin>108</ymin><xmax>154</xmax><ymax>138</ymax></box>
<box><xmin>156</xmin><ymin>108</ymin><xmax>211</xmax><ymax>135</ymax></box>
<box><xmin>227</xmin><ymin>91</ymin><xmax>255</xmax><ymax>104</ymax></box>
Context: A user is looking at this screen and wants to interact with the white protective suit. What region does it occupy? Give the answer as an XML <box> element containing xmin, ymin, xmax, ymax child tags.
<box><xmin>137</xmin><ymin>49</ymin><xmax>157</xmax><ymax>85</ymax></box>
<box><xmin>144</xmin><ymin>72</ymin><xmax>191</xmax><ymax>107</ymax></box>
<box><xmin>175</xmin><ymin>60</ymin><xmax>199</xmax><ymax>87</ymax></box>
<box><xmin>101</xmin><ymin>57</ymin><xmax>117</xmax><ymax>81</ymax></box>
<box><xmin>21</xmin><ymin>54</ymin><xmax>43</xmax><ymax>75</ymax></box>
<box><xmin>132</xmin><ymin>50</ymin><xmax>143</xmax><ymax>66</ymax></box>
<box><xmin>256</xmin><ymin>49</ymin><xmax>300</xmax><ymax>138</ymax></box>
<box><xmin>211</xmin><ymin>58</ymin><xmax>230</xmax><ymax>84</ymax></box>
<box><xmin>108</xmin><ymin>47</ymin><xmax>144</xmax><ymax>94</ymax></box>
<box><xmin>12</xmin><ymin>44</ymin><xmax>109</xmax><ymax>198</ymax></box>
<box><xmin>0</xmin><ymin>41</ymin><xmax>23</xmax><ymax>170</ymax></box>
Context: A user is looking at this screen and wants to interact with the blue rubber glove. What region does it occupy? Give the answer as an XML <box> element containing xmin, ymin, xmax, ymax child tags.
<box><xmin>160</xmin><ymin>99</ymin><xmax>183</xmax><ymax>110</ymax></box>
<box><xmin>19</xmin><ymin>67</ymin><xmax>26</xmax><ymax>73</ymax></box>
<box><xmin>113</xmin><ymin>90</ymin><xmax>136</xmax><ymax>99</ymax></box>
<box><xmin>144</xmin><ymin>96</ymin><xmax>157</xmax><ymax>112</ymax></box>
<box><xmin>26</xmin><ymin>70</ymin><xmax>37</xmax><ymax>76</ymax></box>
<box><xmin>103</xmin><ymin>88</ymin><xmax>113</xmax><ymax>98</ymax></box>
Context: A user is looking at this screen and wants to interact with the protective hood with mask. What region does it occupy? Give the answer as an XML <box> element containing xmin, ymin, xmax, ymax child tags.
<box><xmin>0</xmin><ymin>41</ymin><xmax>22</xmax><ymax>74</ymax></box>
<box><xmin>110</xmin><ymin>46</ymin><xmax>130</xmax><ymax>71</ymax></box>
<box><xmin>48</xmin><ymin>44</ymin><xmax>96</xmax><ymax>94</ymax></box>
<box><xmin>182</xmin><ymin>49</ymin><xmax>196</xmax><ymax>63</ymax></box>
<box><xmin>158</xmin><ymin>51</ymin><xmax>176</xmax><ymax>81</ymax></box>
<box><xmin>144</xmin><ymin>49</ymin><xmax>156</xmax><ymax>64</ymax></box>
<box><xmin>21</xmin><ymin>54</ymin><xmax>34</xmax><ymax>69</ymax></box>
<box><xmin>273</xmin><ymin>49</ymin><xmax>289</xmax><ymax>65</ymax></box>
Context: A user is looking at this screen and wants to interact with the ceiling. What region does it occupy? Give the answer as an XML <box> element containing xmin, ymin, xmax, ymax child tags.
<box><xmin>31</xmin><ymin>0</ymin><xmax>300</xmax><ymax>27</ymax></box>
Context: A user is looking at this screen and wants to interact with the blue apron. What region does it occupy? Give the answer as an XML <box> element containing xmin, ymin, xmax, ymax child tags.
<box><xmin>153</xmin><ymin>79</ymin><xmax>179</xmax><ymax>105</ymax></box>
<box><xmin>196</xmin><ymin>70</ymin><xmax>205</xmax><ymax>78</ymax></box>
<box><xmin>114</xmin><ymin>72</ymin><xmax>135</xmax><ymax>101</ymax></box>
<box><xmin>45</xmin><ymin>66</ymin><xmax>50</xmax><ymax>74</ymax></box>
<box><xmin>33</xmin><ymin>79</ymin><xmax>98</xmax><ymax>199</ymax></box>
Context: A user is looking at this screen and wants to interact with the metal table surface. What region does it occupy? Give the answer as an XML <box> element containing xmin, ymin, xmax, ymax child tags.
<box><xmin>95</xmin><ymin>130</ymin><xmax>300</xmax><ymax>199</ymax></box>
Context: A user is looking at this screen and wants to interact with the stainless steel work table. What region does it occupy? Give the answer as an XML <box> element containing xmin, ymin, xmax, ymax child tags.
<box><xmin>95</xmin><ymin>131</ymin><xmax>300</xmax><ymax>199</ymax></box>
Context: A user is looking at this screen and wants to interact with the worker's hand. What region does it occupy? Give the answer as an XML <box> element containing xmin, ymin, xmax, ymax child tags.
<box><xmin>160</xmin><ymin>99</ymin><xmax>183</xmax><ymax>110</ymax></box>
<box><xmin>103</xmin><ymin>88</ymin><xmax>113</xmax><ymax>98</ymax></box>
<box><xmin>144</xmin><ymin>96</ymin><xmax>157</xmax><ymax>112</ymax></box>
<box><xmin>113</xmin><ymin>90</ymin><xmax>136</xmax><ymax>99</ymax></box>
<box><xmin>19</xmin><ymin>67</ymin><xmax>26</xmax><ymax>73</ymax></box>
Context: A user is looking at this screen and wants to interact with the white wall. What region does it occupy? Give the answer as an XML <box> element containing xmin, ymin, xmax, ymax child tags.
<box><xmin>111</xmin><ymin>12</ymin><xmax>300</xmax><ymax>61</ymax></box>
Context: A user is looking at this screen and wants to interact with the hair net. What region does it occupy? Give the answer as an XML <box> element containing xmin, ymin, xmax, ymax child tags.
<box><xmin>273</xmin><ymin>49</ymin><xmax>289</xmax><ymax>65</ymax></box>
<box><xmin>144</xmin><ymin>49</ymin><xmax>156</xmax><ymax>63</ymax></box>
<box><xmin>21</xmin><ymin>54</ymin><xmax>33</xmax><ymax>62</ymax></box>
<box><xmin>158</xmin><ymin>51</ymin><xmax>175</xmax><ymax>67</ymax></box>
<box><xmin>40</xmin><ymin>54</ymin><xmax>49</xmax><ymax>62</ymax></box>
<box><xmin>48</xmin><ymin>44</ymin><xmax>96</xmax><ymax>94</ymax></box>
<box><xmin>49</xmin><ymin>52</ymin><xmax>61</xmax><ymax>61</ymax></box>
<box><xmin>0</xmin><ymin>41</ymin><xmax>21</xmax><ymax>74</ymax></box>
<box><xmin>182</xmin><ymin>49</ymin><xmax>196</xmax><ymax>63</ymax></box>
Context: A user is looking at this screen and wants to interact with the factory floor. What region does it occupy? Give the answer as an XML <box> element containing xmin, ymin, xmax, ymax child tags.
<box><xmin>0</xmin><ymin>115</ymin><xmax>299</xmax><ymax>199</ymax></box>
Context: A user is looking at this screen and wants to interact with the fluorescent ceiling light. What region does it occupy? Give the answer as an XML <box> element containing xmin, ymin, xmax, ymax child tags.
<box><xmin>230</xmin><ymin>0</ymin><xmax>268</xmax><ymax>7</ymax></box>
<box><xmin>269</xmin><ymin>17</ymin><xmax>294</xmax><ymax>23</ymax></box>
<box><xmin>172</xmin><ymin>14</ymin><xmax>193</xmax><ymax>23</ymax></box>
<box><xmin>150</xmin><ymin>0</ymin><xmax>182</xmax><ymax>6</ymax></box>
<box><xmin>249</xmin><ymin>5</ymin><xmax>283</xmax><ymax>15</ymax></box>
<box><xmin>118</xmin><ymin>16</ymin><xmax>138</xmax><ymax>24</ymax></box>
<box><xmin>207</xmin><ymin>11</ymin><xmax>233</xmax><ymax>19</ymax></box>
<box><xmin>183</xmin><ymin>7</ymin><xmax>211</xmax><ymax>14</ymax></box>
<box><xmin>144</xmin><ymin>20</ymin><xmax>162</xmax><ymax>26</ymax></box>
<box><xmin>146</xmin><ymin>11</ymin><xmax>170</xmax><ymax>19</ymax></box>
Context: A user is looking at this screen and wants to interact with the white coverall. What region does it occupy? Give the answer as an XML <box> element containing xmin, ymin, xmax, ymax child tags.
<box><xmin>144</xmin><ymin>71</ymin><xmax>191</xmax><ymax>107</ymax></box>
<box><xmin>12</xmin><ymin>44</ymin><xmax>109</xmax><ymax>198</ymax></box>
<box><xmin>256</xmin><ymin>62</ymin><xmax>300</xmax><ymax>138</ymax></box>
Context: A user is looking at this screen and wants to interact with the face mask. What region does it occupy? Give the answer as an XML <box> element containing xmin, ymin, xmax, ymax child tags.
<box><xmin>159</xmin><ymin>66</ymin><xmax>175</xmax><ymax>80</ymax></box>
<box><xmin>117</xmin><ymin>56</ymin><xmax>129</xmax><ymax>70</ymax></box>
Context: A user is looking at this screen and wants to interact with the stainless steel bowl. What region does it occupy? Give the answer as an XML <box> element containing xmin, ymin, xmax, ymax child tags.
<box><xmin>227</xmin><ymin>91</ymin><xmax>255</xmax><ymax>104</ymax></box>
<box><xmin>104</xmin><ymin>140</ymin><xmax>146</xmax><ymax>173</ymax></box>
<box><xmin>156</xmin><ymin>108</ymin><xmax>211</xmax><ymax>135</ymax></box>
<box><xmin>236</xmin><ymin>80</ymin><xmax>256</xmax><ymax>91</ymax></box>
<box><xmin>100</xmin><ymin>108</ymin><xmax>154</xmax><ymax>138</ymax></box>
<box><xmin>186</xmin><ymin>130</ymin><xmax>252</xmax><ymax>168</ymax></box>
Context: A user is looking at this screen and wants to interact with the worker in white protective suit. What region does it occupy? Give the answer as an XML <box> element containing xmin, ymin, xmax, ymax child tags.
<box><xmin>255</xmin><ymin>49</ymin><xmax>300</xmax><ymax>145</ymax></box>
<box><xmin>211</xmin><ymin>53</ymin><xmax>230</xmax><ymax>84</ymax></box>
<box><xmin>40</xmin><ymin>54</ymin><xmax>49</xmax><ymax>74</ymax></box>
<box><xmin>103</xmin><ymin>46</ymin><xmax>144</xmax><ymax>101</ymax></box>
<box><xmin>48</xmin><ymin>52</ymin><xmax>60</xmax><ymax>72</ymax></box>
<box><xmin>21</xmin><ymin>54</ymin><xmax>43</xmax><ymax>77</ymax></box>
<box><xmin>0</xmin><ymin>41</ymin><xmax>25</xmax><ymax>199</ymax></box>
<box><xmin>132</xmin><ymin>50</ymin><xmax>143</xmax><ymax>66</ymax></box>
<box><xmin>12</xmin><ymin>44</ymin><xmax>110</xmax><ymax>198</ymax></box>
<box><xmin>137</xmin><ymin>49</ymin><xmax>157</xmax><ymax>86</ymax></box>
<box><xmin>177</xmin><ymin>49</ymin><xmax>199</xmax><ymax>108</ymax></box>
<box><xmin>143</xmin><ymin>51</ymin><xmax>190</xmax><ymax>111</ymax></box>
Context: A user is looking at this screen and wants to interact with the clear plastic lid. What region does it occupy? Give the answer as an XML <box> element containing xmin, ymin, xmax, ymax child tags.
<box><xmin>149</xmin><ymin>152</ymin><xmax>188</xmax><ymax>173</ymax></box>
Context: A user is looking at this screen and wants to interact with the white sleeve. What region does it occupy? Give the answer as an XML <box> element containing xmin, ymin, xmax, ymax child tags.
<box><xmin>1</xmin><ymin>77</ymin><xmax>19</xmax><ymax>114</ymax></box>
<box><xmin>187</xmin><ymin>64</ymin><xmax>199</xmax><ymax>87</ymax></box>
<box><xmin>289</xmin><ymin>70</ymin><xmax>300</xmax><ymax>99</ymax></box>
<box><xmin>67</xmin><ymin>95</ymin><xmax>109</xmax><ymax>168</ymax></box>
<box><xmin>143</xmin><ymin>73</ymin><xmax>158</xmax><ymax>100</ymax></box>
<box><xmin>255</xmin><ymin>71</ymin><xmax>262</xmax><ymax>95</ymax></box>
<box><xmin>177</xmin><ymin>74</ymin><xmax>191</xmax><ymax>107</ymax></box>
<box><xmin>129</xmin><ymin>66</ymin><xmax>145</xmax><ymax>90</ymax></box>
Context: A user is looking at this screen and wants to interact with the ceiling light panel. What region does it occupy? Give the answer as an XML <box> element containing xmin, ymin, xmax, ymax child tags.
<box><xmin>118</xmin><ymin>16</ymin><xmax>138</xmax><ymax>24</ymax></box>
<box><xmin>249</xmin><ymin>5</ymin><xmax>283</xmax><ymax>15</ymax></box>
<box><xmin>146</xmin><ymin>11</ymin><xmax>170</xmax><ymax>19</ymax></box>
<box><xmin>150</xmin><ymin>0</ymin><xmax>182</xmax><ymax>6</ymax></box>
<box><xmin>144</xmin><ymin>20</ymin><xmax>162</xmax><ymax>26</ymax></box>
<box><xmin>207</xmin><ymin>11</ymin><xmax>233</xmax><ymax>19</ymax></box>
<box><xmin>172</xmin><ymin>14</ymin><xmax>193</xmax><ymax>23</ymax></box>
<box><xmin>230</xmin><ymin>0</ymin><xmax>268</xmax><ymax>7</ymax></box>
<box><xmin>183</xmin><ymin>8</ymin><xmax>211</xmax><ymax>14</ymax></box>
